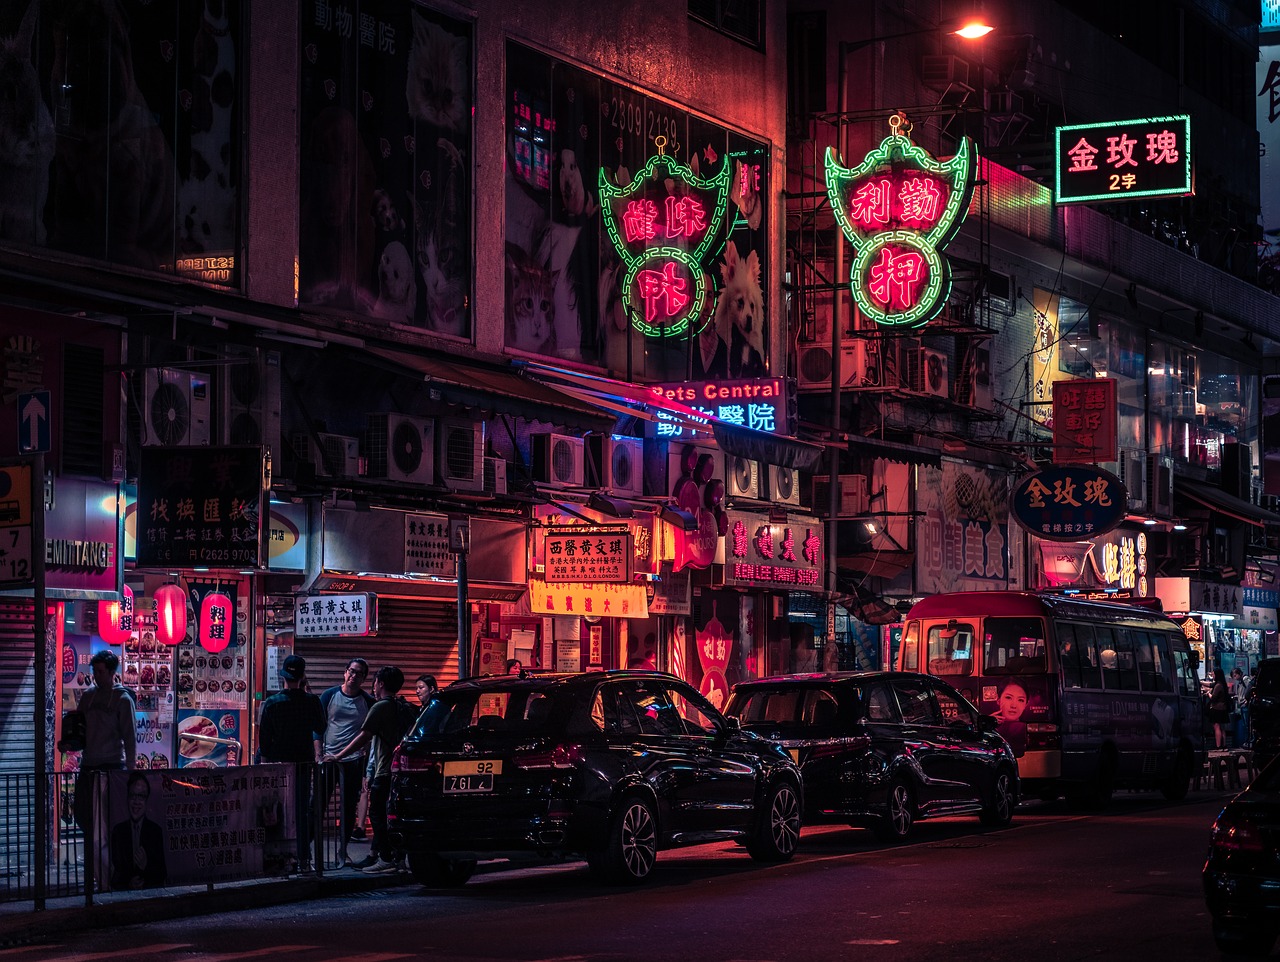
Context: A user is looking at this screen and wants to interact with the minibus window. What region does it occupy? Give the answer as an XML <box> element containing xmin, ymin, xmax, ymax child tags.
<box><xmin>1059</xmin><ymin>622</ymin><xmax>1082</xmax><ymax>688</ymax></box>
<box><xmin>1133</xmin><ymin>631</ymin><xmax>1171</xmax><ymax>692</ymax></box>
<box><xmin>927</xmin><ymin>622</ymin><xmax>975</xmax><ymax>677</ymax></box>
<box><xmin>900</xmin><ymin>622</ymin><xmax>919</xmax><ymax>671</ymax></box>
<box><xmin>1072</xmin><ymin>623</ymin><xmax>1102</xmax><ymax>689</ymax></box>
<box><xmin>982</xmin><ymin>617</ymin><xmax>1046</xmax><ymax>674</ymax></box>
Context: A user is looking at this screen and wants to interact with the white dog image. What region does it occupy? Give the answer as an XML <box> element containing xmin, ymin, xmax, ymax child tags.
<box><xmin>715</xmin><ymin>241</ymin><xmax>766</xmax><ymax>377</ymax></box>
<box><xmin>372</xmin><ymin>241</ymin><xmax>417</xmax><ymax>324</ymax></box>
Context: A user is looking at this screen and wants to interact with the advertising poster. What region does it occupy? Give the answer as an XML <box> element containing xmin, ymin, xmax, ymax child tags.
<box><xmin>102</xmin><ymin>765</ymin><xmax>296</xmax><ymax>890</ymax></box>
<box><xmin>176</xmin><ymin>708</ymin><xmax>244</xmax><ymax>768</ymax></box>
<box><xmin>135</xmin><ymin>704</ymin><xmax>176</xmax><ymax>772</ymax></box>
<box><xmin>979</xmin><ymin>675</ymin><xmax>1052</xmax><ymax>758</ymax></box>
<box><xmin>916</xmin><ymin>460</ymin><xmax>1010</xmax><ymax>595</ymax></box>
<box><xmin>505</xmin><ymin>42</ymin><xmax>769</xmax><ymax>381</ymax></box>
<box><xmin>691</xmin><ymin>590</ymin><xmax>742</xmax><ymax>710</ymax></box>
<box><xmin>299</xmin><ymin>0</ymin><xmax>473</xmax><ymax>336</ymax></box>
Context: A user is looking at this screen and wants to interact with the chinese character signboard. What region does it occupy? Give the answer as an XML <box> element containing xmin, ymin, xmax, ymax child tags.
<box><xmin>1009</xmin><ymin>464</ymin><xmax>1127</xmax><ymax>541</ymax></box>
<box><xmin>1155</xmin><ymin>577</ymin><xmax>1244</xmax><ymax>619</ymax></box>
<box><xmin>293</xmin><ymin>593</ymin><xmax>378</xmax><ymax>638</ymax></box>
<box><xmin>544</xmin><ymin>525</ymin><xmax>631</xmax><ymax>584</ymax></box>
<box><xmin>137</xmin><ymin>447</ymin><xmax>265</xmax><ymax>568</ymax></box>
<box><xmin>651</xmin><ymin>378</ymin><xmax>783</xmax><ymax>438</ymax></box>
<box><xmin>1036</xmin><ymin>529</ymin><xmax>1149</xmax><ymax>596</ymax></box>
<box><xmin>404</xmin><ymin>512</ymin><xmax>452</xmax><ymax>577</ymax></box>
<box><xmin>1055</xmin><ymin>115</ymin><xmax>1192</xmax><ymax>204</ymax></box>
<box><xmin>528</xmin><ymin>579</ymin><xmax>649</xmax><ymax>618</ymax></box>
<box><xmin>1052</xmin><ymin>377</ymin><xmax>1117</xmax><ymax>463</ymax></box>
<box><xmin>722</xmin><ymin>511</ymin><xmax>823</xmax><ymax>588</ymax></box>
<box><xmin>825</xmin><ymin>113</ymin><xmax>975</xmax><ymax>329</ymax></box>
<box><xmin>916</xmin><ymin>460</ymin><xmax>1009</xmax><ymax>593</ymax></box>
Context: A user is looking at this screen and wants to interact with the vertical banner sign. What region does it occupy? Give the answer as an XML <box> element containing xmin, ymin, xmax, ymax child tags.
<box><xmin>825</xmin><ymin>113</ymin><xmax>976</xmax><ymax>329</ymax></box>
<box><xmin>0</xmin><ymin>463</ymin><xmax>32</xmax><ymax>587</ymax></box>
<box><xmin>599</xmin><ymin>140</ymin><xmax>731</xmax><ymax>339</ymax></box>
<box><xmin>1055</xmin><ymin>115</ymin><xmax>1192</xmax><ymax>204</ymax></box>
<box><xmin>1052</xmin><ymin>377</ymin><xmax>1117</xmax><ymax>463</ymax></box>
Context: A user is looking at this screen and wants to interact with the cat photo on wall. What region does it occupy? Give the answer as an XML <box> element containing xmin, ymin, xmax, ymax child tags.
<box><xmin>505</xmin><ymin>243</ymin><xmax>558</xmax><ymax>356</ymax></box>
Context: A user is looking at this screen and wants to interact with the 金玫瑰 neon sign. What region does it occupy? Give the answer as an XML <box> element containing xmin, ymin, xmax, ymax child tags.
<box><xmin>1055</xmin><ymin>115</ymin><xmax>1191</xmax><ymax>205</ymax></box>
<box><xmin>599</xmin><ymin>137</ymin><xmax>731</xmax><ymax>338</ymax></box>
<box><xmin>825</xmin><ymin>114</ymin><xmax>975</xmax><ymax>329</ymax></box>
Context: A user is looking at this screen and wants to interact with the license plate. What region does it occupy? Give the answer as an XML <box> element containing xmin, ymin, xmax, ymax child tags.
<box><xmin>443</xmin><ymin>760</ymin><xmax>502</xmax><ymax>793</ymax></box>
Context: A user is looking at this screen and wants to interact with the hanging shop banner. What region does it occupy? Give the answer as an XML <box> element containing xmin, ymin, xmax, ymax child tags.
<box><xmin>405</xmin><ymin>512</ymin><xmax>453</xmax><ymax>577</ymax></box>
<box><xmin>722</xmin><ymin>511</ymin><xmax>823</xmax><ymax>588</ymax></box>
<box><xmin>651</xmin><ymin>377</ymin><xmax>785</xmax><ymax>438</ymax></box>
<box><xmin>101</xmin><ymin>766</ymin><xmax>296</xmax><ymax>890</ymax></box>
<box><xmin>1052</xmin><ymin>377</ymin><xmax>1117</xmax><ymax>464</ymax></box>
<box><xmin>293</xmin><ymin>593</ymin><xmax>377</xmax><ymax>638</ymax></box>
<box><xmin>648</xmin><ymin>562</ymin><xmax>692</xmax><ymax>616</ymax></box>
<box><xmin>1055</xmin><ymin>114</ymin><xmax>1192</xmax><ymax>204</ymax></box>
<box><xmin>137</xmin><ymin>446</ymin><xmax>266</xmax><ymax>568</ymax></box>
<box><xmin>1009</xmin><ymin>464</ymin><xmax>1127</xmax><ymax>541</ymax></box>
<box><xmin>544</xmin><ymin>525</ymin><xmax>631</xmax><ymax>584</ymax></box>
<box><xmin>1244</xmin><ymin>606</ymin><xmax>1279</xmax><ymax>630</ymax></box>
<box><xmin>825</xmin><ymin>113</ymin><xmax>975</xmax><ymax>330</ymax></box>
<box><xmin>1155</xmin><ymin>577</ymin><xmax>1244</xmax><ymax>618</ymax></box>
<box><xmin>916</xmin><ymin>460</ymin><xmax>1009</xmax><ymax>594</ymax></box>
<box><xmin>528</xmin><ymin>579</ymin><xmax>649</xmax><ymax>619</ymax></box>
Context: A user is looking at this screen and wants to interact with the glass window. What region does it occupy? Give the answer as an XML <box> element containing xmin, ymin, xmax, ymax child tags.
<box><xmin>629</xmin><ymin>684</ymin><xmax>688</xmax><ymax>737</ymax></box>
<box><xmin>593</xmin><ymin>684</ymin><xmax>642</xmax><ymax>734</ymax></box>
<box><xmin>893</xmin><ymin>679</ymin><xmax>939</xmax><ymax>725</ymax></box>
<box><xmin>1172</xmin><ymin>646</ymin><xmax>1198</xmax><ymax>696</ymax></box>
<box><xmin>927</xmin><ymin>622</ymin><xmax>975</xmax><ymax>677</ymax></box>
<box><xmin>1059</xmin><ymin>622</ymin><xmax>1082</xmax><ymax>689</ymax></box>
<box><xmin>900</xmin><ymin>622</ymin><xmax>919</xmax><ymax>671</ymax></box>
<box><xmin>983</xmin><ymin>617</ymin><xmax>1047</xmax><ymax>674</ymax></box>
<box><xmin>933</xmin><ymin>685</ymin><xmax>976</xmax><ymax>726</ymax></box>
<box><xmin>1133</xmin><ymin>631</ymin><xmax>1173</xmax><ymax>692</ymax></box>
<box><xmin>735</xmin><ymin>689</ymin><xmax>802</xmax><ymax>724</ymax></box>
<box><xmin>666</xmin><ymin>685</ymin><xmax>720</xmax><ymax>736</ymax></box>
<box><xmin>861</xmin><ymin>682</ymin><xmax>899</xmax><ymax>722</ymax></box>
<box><xmin>1071</xmin><ymin>623</ymin><xmax>1103</xmax><ymax>689</ymax></box>
<box><xmin>803</xmin><ymin>691</ymin><xmax>840</xmax><ymax>727</ymax></box>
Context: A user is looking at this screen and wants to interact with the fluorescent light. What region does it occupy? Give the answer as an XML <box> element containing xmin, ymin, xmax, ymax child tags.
<box><xmin>953</xmin><ymin>20</ymin><xmax>995</xmax><ymax>39</ymax></box>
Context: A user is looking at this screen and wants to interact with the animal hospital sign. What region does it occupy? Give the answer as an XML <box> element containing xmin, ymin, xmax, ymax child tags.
<box><xmin>650</xmin><ymin>378</ymin><xmax>785</xmax><ymax>437</ymax></box>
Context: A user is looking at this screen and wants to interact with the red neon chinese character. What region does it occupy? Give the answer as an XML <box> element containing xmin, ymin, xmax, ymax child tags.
<box><xmin>755</xmin><ymin>526</ymin><xmax>774</xmax><ymax>559</ymax></box>
<box><xmin>849</xmin><ymin>178</ymin><xmax>892</xmax><ymax>229</ymax></box>
<box><xmin>622</xmin><ymin>199</ymin><xmax>659</xmax><ymax>242</ymax></box>
<box><xmin>637</xmin><ymin>262</ymin><xmax>690</xmax><ymax>321</ymax></box>
<box><xmin>802</xmin><ymin>529</ymin><xmax>821</xmax><ymax>564</ymax></box>
<box><xmin>1106</xmin><ymin>134</ymin><xmax>1138</xmax><ymax>168</ymax></box>
<box><xmin>1067</xmin><ymin>138</ymin><xmax>1099</xmax><ymax>172</ymax></box>
<box><xmin>731</xmin><ymin>521</ymin><xmax>749</xmax><ymax>558</ymax></box>
<box><xmin>664</xmin><ymin>195</ymin><xmax>708</xmax><ymax>239</ymax></box>
<box><xmin>868</xmin><ymin>247</ymin><xmax>925</xmax><ymax>310</ymax></box>
<box><xmin>1146</xmin><ymin>129</ymin><xmax>1179</xmax><ymax>164</ymax></box>
<box><xmin>780</xmin><ymin>528</ymin><xmax>796</xmax><ymax>562</ymax></box>
<box><xmin>898</xmin><ymin>177</ymin><xmax>942</xmax><ymax>224</ymax></box>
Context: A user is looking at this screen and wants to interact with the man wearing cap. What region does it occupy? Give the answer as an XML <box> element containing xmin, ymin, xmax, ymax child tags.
<box><xmin>257</xmin><ymin>654</ymin><xmax>325</xmax><ymax>871</ymax></box>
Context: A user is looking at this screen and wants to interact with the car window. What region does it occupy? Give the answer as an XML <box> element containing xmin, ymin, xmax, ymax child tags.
<box><xmin>592</xmin><ymin>683</ymin><xmax>643</xmax><ymax>735</ymax></box>
<box><xmin>733</xmin><ymin>689</ymin><xmax>801</xmax><ymax>723</ymax></box>
<box><xmin>803</xmin><ymin>690</ymin><xmax>840</xmax><ymax>727</ymax></box>
<box><xmin>933</xmin><ymin>684</ymin><xmax>975</xmax><ymax>726</ymax></box>
<box><xmin>893</xmin><ymin>679</ymin><xmax>940</xmax><ymax>725</ymax></box>
<box><xmin>1254</xmin><ymin>663</ymin><xmax>1280</xmax><ymax>697</ymax></box>
<box><xmin>862</xmin><ymin>682</ymin><xmax>899</xmax><ymax>722</ymax></box>
<box><xmin>665</xmin><ymin>684</ymin><xmax>721</xmax><ymax>736</ymax></box>
<box><xmin>1069</xmin><ymin>622</ymin><xmax>1103</xmax><ymax>689</ymax></box>
<box><xmin>627</xmin><ymin>683</ymin><xmax>690</xmax><ymax>737</ymax></box>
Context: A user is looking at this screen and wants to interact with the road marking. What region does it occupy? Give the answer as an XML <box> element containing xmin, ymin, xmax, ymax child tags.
<box><xmin>847</xmin><ymin>939</ymin><xmax>900</xmax><ymax>945</ymax></box>
<box><xmin>181</xmin><ymin>948</ymin><xmax>317</xmax><ymax>962</ymax></box>
<box><xmin>334</xmin><ymin>954</ymin><xmax>417</xmax><ymax>962</ymax></box>
<box><xmin>33</xmin><ymin>945</ymin><xmax>190</xmax><ymax>962</ymax></box>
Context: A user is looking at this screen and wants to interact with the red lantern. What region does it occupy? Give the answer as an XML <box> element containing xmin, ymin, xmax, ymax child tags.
<box><xmin>199</xmin><ymin>590</ymin><xmax>234</xmax><ymax>653</ymax></box>
<box><xmin>97</xmin><ymin>585</ymin><xmax>134</xmax><ymax>646</ymax></box>
<box><xmin>154</xmin><ymin>583</ymin><xmax>187</xmax><ymax>647</ymax></box>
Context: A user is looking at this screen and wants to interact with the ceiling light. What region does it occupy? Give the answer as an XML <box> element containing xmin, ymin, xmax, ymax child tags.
<box><xmin>1142</xmin><ymin>518</ymin><xmax>1159</xmax><ymax>525</ymax></box>
<box><xmin>1173</xmin><ymin>522</ymin><xmax>1188</xmax><ymax>531</ymax></box>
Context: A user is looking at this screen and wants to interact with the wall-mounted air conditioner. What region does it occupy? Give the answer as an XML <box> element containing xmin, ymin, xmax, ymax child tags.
<box><xmin>292</xmin><ymin>432</ymin><xmax>360</xmax><ymax>478</ymax></box>
<box><xmin>903</xmin><ymin>346</ymin><xmax>950</xmax><ymax>398</ymax></box>
<box><xmin>219</xmin><ymin>348</ymin><xmax>281</xmax><ymax>464</ymax></box>
<box><xmin>437</xmin><ymin>418</ymin><xmax>484</xmax><ymax>492</ymax></box>
<box><xmin>812</xmin><ymin>474</ymin><xmax>869</xmax><ymax>517</ymax></box>
<box><xmin>143</xmin><ymin>368</ymin><xmax>211</xmax><ymax>446</ymax></box>
<box><xmin>531</xmin><ymin>432</ymin><xmax>585</xmax><ymax>488</ymax></box>
<box><xmin>484</xmin><ymin>456</ymin><xmax>508</xmax><ymax>496</ymax></box>
<box><xmin>921</xmin><ymin>54</ymin><xmax>970</xmax><ymax>90</ymax></box>
<box><xmin>767</xmin><ymin>464</ymin><xmax>801</xmax><ymax>506</ymax></box>
<box><xmin>585</xmin><ymin>435</ymin><xmax>644</xmax><ymax>498</ymax></box>
<box><xmin>366</xmin><ymin>413</ymin><xmax>434</xmax><ymax>484</ymax></box>
<box><xmin>725</xmin><ymin>454</ymin><xmax>759</xmax><ymax>500</ymax></box>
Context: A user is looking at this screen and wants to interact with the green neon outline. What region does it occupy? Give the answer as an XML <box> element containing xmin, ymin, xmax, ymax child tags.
<box><xmin>621</xmin><ymin>248</ymin><xmax>709</xmax><ymax>338</ymax></box>
<box><xmin>850</xmin><ymin>232</ymin><xmax>950</xmax><ymax>329</ymax></box>
<box><xmin>1054</xmin><ymin>114</ymin><xmax>1192</xmax><ymax>205</ymax></box>
<box><xmin>599</xmin><ymin>154</ymin><xmax>731</xmax><ymax>267</ymax></box>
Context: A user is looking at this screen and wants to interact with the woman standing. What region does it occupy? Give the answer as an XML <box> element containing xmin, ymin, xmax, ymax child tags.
<box><xmin>1209</xmin><ymin>670</ymin><xmax>1232</xmax><ymax>749</ymax></box>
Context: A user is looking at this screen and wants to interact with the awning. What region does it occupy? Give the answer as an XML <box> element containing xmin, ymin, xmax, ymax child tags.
<box><xmin>848</xmin><ymin>434</ymin><xmax>943</xmax><ymax>468</ymax></box>
<box><xmin>303</xmin><ymin>572</ymin><xmax>527</xmax><ymax>603</ymax></box>
<box><xmin>837</xmin><ymin>550</ymin><xmax>915</xmax><ymax>580</ymax></box>
<box><xmin>1177</xmin><ymin>480</ymin><xmax>1280</xmax><ymax>528</ymax></box>
<box><xmin>832</xmin><ymin>578</ymin><xmax>901</xmax><ymax>624</ymax></box>
<box><xmin>358</xmin><ymin>345</ymin><xmax>616</xmax><ymax>430</ymax></box>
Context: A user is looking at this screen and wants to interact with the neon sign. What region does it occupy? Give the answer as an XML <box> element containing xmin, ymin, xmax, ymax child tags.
<box><xmin>825</xmin><ymin>114</ymin><xmax>975</xmax><ymax>330</ymax></box>
<box><xmin>600</xmin><ymin>137</ymin><xmax>731</xmax><ymax>338</ymax></box>
<box><xmin>1055</xmin><ymin>115</ymin><xmax>1191</xmax><ymax>204</ymax></box>
<box><xmin>650</xmin><ymin>378</ymin><xmax>784</xmax><ymax>437</ymax></box>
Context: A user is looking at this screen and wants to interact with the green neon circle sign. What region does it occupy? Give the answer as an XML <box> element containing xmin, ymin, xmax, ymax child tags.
<box><xmin>850</xmin><ymin>231</ymin><xmax>951</xmax><ymax>329</ymax></box>
<box><xmin>621</xmin><ymin>247</ymin><xmax>709</xmax><ymax>338</ymax></box>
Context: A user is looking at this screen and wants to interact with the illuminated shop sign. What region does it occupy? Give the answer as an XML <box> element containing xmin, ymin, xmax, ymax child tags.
<box><xmin>1052</xmin><ymin>377</ymin><xmax>1117</xmax><ymax>464</ymax></box>
<box><xmin>1154</xmin><ymin>577</ymin><xmax>1244</xmax><ymax>618</ymax></box>
<box><xmin>723</xmin><ymin>511</ymin><xmax>823</xmax><ymax>588</ymax></box>
<box><xmin>528</xmin><ymin>579</ymin><xmax>649</xmax><ymax>618</ymax></box>
<box><xmin>599</xmin><ymin>139</ymin><xmax>731</xmax><ymax>338</ymax></box>
<box><xmin>825</xmin><ymin>113</ymin><xmax>975</xmax><ymax>330</ymax></box>
<box><xmin>294</xmin><ymin>592</ymin><xmax>377</xmax><ymax>638</ymax></box>
<box><xmin>651</xmin><ymin>377</ymin><xmax>783</xmax><ymax>437</ymax></box>
<box><xmin>544</xmin><ymin>525</ymin><xmax>632</xmax><ymax>584</ymax></box>
<box><xmin>1009</xmin><ymin>464</ymin><xmax>1127</xmax><ymax>541</ymax></box>
<box><xmin>1054</xmin><ymin>115</ymin><xmax>1192</xmax><ymax>204</ymax></box>
<box><xmin>1036</xmin><ymin>529</ymin><xmax>1148</xmax><ymax>596</ymax></box>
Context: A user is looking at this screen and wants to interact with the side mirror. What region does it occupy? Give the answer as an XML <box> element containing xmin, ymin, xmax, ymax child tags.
<box><xmin>977</xmin><ymin>715</ymin><xmax>999</xmax><ymax>733</ymax></box>
<box><xmin>720</xmin><ymin>715</ymin><xmax>742</xmax><ymax>735</ymax></box>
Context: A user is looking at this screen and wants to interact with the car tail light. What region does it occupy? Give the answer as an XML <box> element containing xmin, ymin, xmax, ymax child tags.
<box><xmin>392</xmin><ymin>749</ymin><xmax>440</xmax><ymax>773</ymax></box>
<box><xmin>513</xmin><ymin>743</ymin><xmax>586</xmax><ymax>770</ymax></box>
<box><xmin>1211</xmin><ymin>810</ymin><xmax>1267</xmax><ymax>854</ymax></box>
<box><xmin>1026</xmin><ymin>723</ymin><xmax>1061</xmax><ymax>750</ymax></box>
<box><xmin>806</xmin><ymin>735</ymin><xmax>871</xmax><ymax>760</ymax></box>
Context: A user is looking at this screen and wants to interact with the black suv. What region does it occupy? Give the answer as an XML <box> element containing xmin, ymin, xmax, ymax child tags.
<box><xmin>1248</xmin><ymin>659</ymin><xmax>1280</xmax><ymax>770</ymax></box>
<box><xmin>726</xmin><ymin>672</ymin><xmax>1019</xmax><ymax>842</ymax></box>
<box><xmin>388</xmin><ymin>670</ymin><xmax>802</xmax><ymax>886</ymax></box>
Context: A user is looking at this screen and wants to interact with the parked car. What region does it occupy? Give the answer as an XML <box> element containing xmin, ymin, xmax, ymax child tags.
<box><xmin>1203</xmin><ymin>757</ymin><xmax>1280</xmax><ymax>955</ymax></box>
<box><xmin>724</xmin><ymin>671</ymin><xmax>1019</xmax><ymax>842</ymax></box>
<box><xmin>388</xmin><ymin>670</ymin><xmax>802</xmax><ymax>887</ymax></box>
<box><xmin>1248</xmin><ymin>659</ymin><xmax>1280</xmax><ymax>770</ymax></box>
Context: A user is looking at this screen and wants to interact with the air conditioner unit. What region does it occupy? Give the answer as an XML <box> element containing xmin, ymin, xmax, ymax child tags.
<box><xmin>667</xmin><ymin>441</ymin><xmax>719</xmax><ymax>498</ymax></box>
<box><xmin>1116</xmin><ymin>448</ymin><xmax>1148</xmax><ymax>512</ymax></box>
<box><xmin>986</xmin><ymin>90</ymin><xmax>1026</xmax><ymax>117</ymax></box>
<box><xmin>484</xmin><ymin>456</ymin><xmax>508</xmax><ymax>496</ymax></box>
<box><xmin>366</xmin><ymin>413</ymin><xmax>434</xmax><ymax>484</ymax></box>
<box><xmin>585</xmin><ymin>435</ymin><xmax>645</xmax><ymax>498</ymax></box>
<box><xmin>921</xmin><ymin>54</ymin><xmax>970</xmax><ymax>89</ymax></box>
<box><xmin>1149</xmin><ymin>454</ymin><xmax>1174</xmax><ymax>518</ymax></box>
<box><xmin>902</xmin><ymin>343</ymin><xmax>950</xmax><ymax>398</ymax></box>
<box><xmin>796</xmin><ymin>341</ymin><xmax>886</xmax><ymax>391</ymax></box>
<box><xmin>725</xmin><ymin>454</ymin><xmax>760</xmax><ymax>500</ymax></box>
<box><xmin>767</xmin><ymin>464</ymin><xmax>801</xmax><ymax>506</ymax></box>
<box><xmin>220</xmin><ymin>348</ymin><xmax>281</xmax><ymax>464</ymax></box>
<box><xmin>437</xmin><ymin>418</ymin><xmax>484</xmax><ymax>492</ymax></box>
<box><xmin>292</xmin><ymin>432</ymin><xmax>360</xmax><ymax>477</ymax></box>
<box><xmin>531</xmin><ymin>432</ymin><xmax>585</xmax><ymax>488</ymax></box>
<box><xmin>143</xmin><ymin>368</ymin><xmax>211</xmax><ymax>446</ymax></box>
<box><xmin>812</xmin><ymin>474</ymin><xmax>869</xmax><ymax>517</ymax></box>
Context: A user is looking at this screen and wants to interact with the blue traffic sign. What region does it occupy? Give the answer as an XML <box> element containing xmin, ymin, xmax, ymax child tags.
<box><xmin>17</xmin><ymin>390</ymin><xmax>50</xmax><ymax>454</ymax></box>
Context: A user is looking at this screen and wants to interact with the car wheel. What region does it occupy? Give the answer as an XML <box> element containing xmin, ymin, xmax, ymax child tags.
<box><xmin>1160</xmin><ymin>747</ymin><xmax>1193</xmax><ymax>801</ymax></box>
<box><xmin>979</xmin><ymin>767</ymin><xmax>1016</xmax><ymax>827</ymax></box>
<box><xmin>746</xmin><ymin>780</ymin><xmax>801</xmax><ymax>862</ymax></box>
<box><xmin>1213</xmin><ymin>921</ymin><xmax>1276</xmax><ymax>956</ymax></box>
<box><xmin>589</xmin><ymin>795</ymin><xmax>658</xmax><ymax>885</ymax></box>
<box><xmin>873</xmin><ymin>778</ymin><xmax>915</xmax><ymax>842</ymax></box>
<box><xmin>407</xmin><ymin>852</ymin><xmax>476</xmax><ymax>888</ymax></box>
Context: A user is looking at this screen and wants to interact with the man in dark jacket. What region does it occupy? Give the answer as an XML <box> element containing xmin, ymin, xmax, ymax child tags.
<box><xmin>318</xmin><ymin>657</ymin><xmax>374</xmax><ymax>867</ymax></box>
<box><xmin>257</xmin><ymin>655</ymin><xmax>325</xmax><ymax>871</ymax></box>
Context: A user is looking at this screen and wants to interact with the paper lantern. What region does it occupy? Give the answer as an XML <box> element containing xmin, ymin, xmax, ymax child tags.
<box><xmin>154</xmin><ymin>583</ymin><xmax>187</xmax><ymax>647</ymax></box>
<box><xmin>199</xmin><ymin>590</ymin><xmax>234</xmax><ymax>653</ymax></box>
<box><xmin>97</xmin><ymin>584</ymin><xmax>134</xmax><ymax>646</ymax></box>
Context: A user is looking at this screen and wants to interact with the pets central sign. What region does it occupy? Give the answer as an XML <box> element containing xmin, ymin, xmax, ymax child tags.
<box><xmin>599</xmin><ymin>139</ymin><xmax>730</xmax><ymax>339</ymax></box>
<box><xmin>825</xmin><ymin>114</ymin><xmax>975</xmax><ymax>330</ymax></box>
<box><xmin>650</xmin><ymin>377</ymin><xmax>785</xmax><ymax>437</ymax></box>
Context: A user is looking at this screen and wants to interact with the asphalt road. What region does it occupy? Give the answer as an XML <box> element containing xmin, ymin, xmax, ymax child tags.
<box><xmin>12</xmin><ymin>789</ymin><xmax>1240</xmax><ymax>962</ymax></box>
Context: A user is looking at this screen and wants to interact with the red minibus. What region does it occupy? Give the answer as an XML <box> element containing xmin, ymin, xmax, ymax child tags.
<box><xmin>898</xmin><ymin>591</ymin><xmax>1205</xmax><ymax>803</ymax></box>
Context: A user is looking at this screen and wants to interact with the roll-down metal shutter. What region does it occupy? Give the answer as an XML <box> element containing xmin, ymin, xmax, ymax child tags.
<box><xmin>0</xmin><ymin>602</ymin><xmax>37</xmax><ymax>777</ymax></box>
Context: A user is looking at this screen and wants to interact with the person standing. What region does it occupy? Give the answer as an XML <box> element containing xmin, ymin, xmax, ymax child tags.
<box><xmin>318</xmin><ymin>658</ymin><xmax>374</xmax><ymax>868</ymax></box>
<box><xmin>324</xmin><ymin>666</ymin><xmax>411</xmax><ymax>875</ymax></box>
<box><xmin>1209</xmin><ymin>669</ymin><xmax>1232</xmax><ymax>750</ymax></box>
<box><xmin>257</xmin><ymin>655</ymin><xmax>325</xmax><ymax>871</ymax></box>
<box><xmin>62</xmin><ymin>649</ymin><xmax>136</xmax><ymax>838</ymax></box>
<box><xmin>1233</xmin><ymin>667</ymin><xmax>1253</xmax><ymax>748</ymax></box>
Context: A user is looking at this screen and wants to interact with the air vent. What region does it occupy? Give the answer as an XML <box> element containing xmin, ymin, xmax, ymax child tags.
<box><xmin>62</xmin><ymin>343</ymin><xmax>104</xmax><ymax>476</ymax></box>
<box><xmin>768</xmin><ymin>464</ymin><xmax>801</xmax><ymax>506</ymax></box>
<box><xmin>725</xmin><ymin>455</ymin><xmax>759</xmax><ymax>499</ymax></box>
<box><xmin>221</xmin><ymin>347</ymin><xmax>282</xmax><ymax>466</ymax></box>
<box><xmin>437</xmin><ymin>418</ymin><xmax>484</xmax><ymax>492</ymax></box>
<box><xmin>143</xmin><ymin>368</ymin><xmax>211</xmax><ymax>446</ymax></box>
<box><xmin>532</xmin><ymin>432</ymin><xmax>585</xmax><ymax>488</ymax></box>
<box><xmin>367</xmin><ymin>413</ymin><xmax>435</xmax><ymax>484</ymax></box>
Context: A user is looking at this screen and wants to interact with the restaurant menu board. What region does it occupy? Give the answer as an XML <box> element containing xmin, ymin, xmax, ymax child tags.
<box><xmin>122</xmin><ymin>611</ymin><xmax>174</xmax><ymax>709</ymax></box>
<box><xmin>134</xmin><ymin>703</ymin><xmax>176</xmax><ymax>771</ymax></box>
<box><xmin>176</xmin><ymin>581</ymin><xmax>250</xmax><ymax>714</ymax></box>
